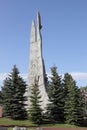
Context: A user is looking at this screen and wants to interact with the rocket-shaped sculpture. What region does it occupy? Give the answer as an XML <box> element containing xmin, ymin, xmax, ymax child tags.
<box><xmin>27</xmin><ymin>12</ymin><xmax>49</xmax><ymax>110</ymax></box>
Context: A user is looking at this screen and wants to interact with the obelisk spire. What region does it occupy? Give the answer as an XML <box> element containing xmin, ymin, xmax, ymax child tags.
<box><xmin>37</xmin><ymin>11</ymin><xmax>42</xmax><ymax>30</ymax></box>
<box><xmin>30</xmin><ymin>20</ymin><xmax>36</xmax><ymax>43</ymax></box>
<box><xmin>27</xmin><ymin>12</ymin><xmax>49</xmax><ymax>111</ymax></box>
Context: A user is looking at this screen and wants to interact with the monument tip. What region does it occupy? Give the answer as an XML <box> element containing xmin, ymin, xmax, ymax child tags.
<box><xmin>37</xmin><ymin>11</ymin><xmax>42</xmax><ymax>30</ymax></box>
<box><xmin>31</xmin><ymin>20</ymin><xmax>35</xmax><ymax>27</ymax></box>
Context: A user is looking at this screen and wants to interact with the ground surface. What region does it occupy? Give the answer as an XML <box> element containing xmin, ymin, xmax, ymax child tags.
<box><xmin>43</xmin><ymin>128</ymin><xmax>87</xmax><ymax>130</ymax></box>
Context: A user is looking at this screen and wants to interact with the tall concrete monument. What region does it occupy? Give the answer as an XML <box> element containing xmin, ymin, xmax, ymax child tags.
<box><xmin>27</xmin><ymin>12</ymin><xmax>48</xmax><ymax>110</ymax></box>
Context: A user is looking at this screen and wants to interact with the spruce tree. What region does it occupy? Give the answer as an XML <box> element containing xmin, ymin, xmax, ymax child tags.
<box><xmin>46</xmin><ymin>66</ymin><xmax>64</xmax><ymax>122</ymax></box>
<box><xmin>0</xmin><ymin>91</ymin><xmax>3</xmax><ymax>104</ymax></box>
<box><xmin>76</xmin><ymin>89</ymin><xmax>85</xmax><ymax>125</ymax></box>
<box><xmin>80</xmin><ymin>86</ymin><xmax>87</xmax><ymax>117</ymax></box>
<box><xmin>28</xmin><ymin>79</ymin><xmax>43</xmax><ymax>124</ymax></box>
<box><xmin>2</xmin><ymin>65</ymin><xmax>27</xmax><ymax>120</ymax></box>
<box><xmin>63</xmin><ymin>73</ymin><xmax>84</xmax><ymax>125</ymax></box>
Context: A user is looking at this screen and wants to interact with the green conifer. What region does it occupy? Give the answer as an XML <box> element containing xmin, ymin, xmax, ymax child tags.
<box><xmin>2</xmin><ymin>65</ymin><xmax>27</xmax><ymax>119</ymax></box>
<box><xmin>46</xmin><ymin>66</ymin><xmax>64</xmax><ymax>122</ymax></box>
<box><xmin>28</xmin><ymin>79</ymin><xmax>43</xmax><ymax>124</ymax></box>
<box><xmin>63</xmin><ymin>73</ymin><xmax>84</xmax><ymax>125</ymax></box>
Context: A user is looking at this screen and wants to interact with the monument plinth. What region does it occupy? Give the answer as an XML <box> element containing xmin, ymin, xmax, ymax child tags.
<box><xmin>27</xmin><ymin>12</ymin><xmax>49</xmax><ymax>110</ymax></box>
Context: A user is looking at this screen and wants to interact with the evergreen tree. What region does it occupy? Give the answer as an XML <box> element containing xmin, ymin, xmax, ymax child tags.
<box><xmin>2</xmin><ymin>65</ymin><xmax>27</xmax><ymax>120</ymax></box>
<box><xmin>45</xmin><ymin>73</ymin><xmax>50</xmax><ymax>97</ymax></box>
<box><xmin>46</xmin><ymin>66</ymin><xmax>64</xmax><ymax>122</ymax></box>
<box><xmin>28</xmin><ymin>79</ymin><xmax>43</xmax><ymax>124</ymax></box>
<box><xmin>0</xmin><ymin>91</ymin><xmax>3</xmax><ymax>104</ymax></box>
<box><xmin>63</xmin><ymin>73</ymin><xmax>84</xmax><ymax>125</ymax></box>
<box><xmin>76</xmin><ymin>89</ymin><xmax>85</xmax><ymax>125</ymax></box>
<box><xmin>80</xmin><ymin>86</ymin><xmax>87</xmax><ymax>118</ymax></box>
